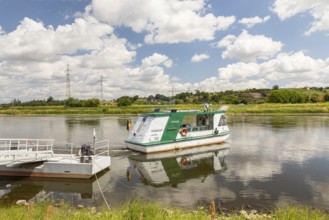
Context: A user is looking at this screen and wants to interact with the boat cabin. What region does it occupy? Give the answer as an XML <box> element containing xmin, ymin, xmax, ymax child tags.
<box><xmin>126</xmin><ymin>109</ymin><xmax>230</xmax><ymax>153</ymax></box>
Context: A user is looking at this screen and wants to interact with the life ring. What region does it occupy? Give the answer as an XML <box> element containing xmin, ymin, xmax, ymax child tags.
<box><xmin>180</xmin><ymin>128</ymin><xmax>188</xmax><ymax>136</ymax></box>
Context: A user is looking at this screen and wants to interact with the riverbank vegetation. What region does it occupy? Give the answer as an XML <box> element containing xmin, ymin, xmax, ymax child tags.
<box><xmin>2</xmin><ymin>102</ymin><xmax>329</xmax><ymax>115</ymax></box>
<box><xmin>2</xmin><ymin>87</ymin><xmax>329</xmax><ymax>108</ymax></box>
<box><xmin>0</xmin><ymin>200</ymin><xmax>328</xmax><ymax>220</ymax></box>
<box><xmin>2</xmin><ymin>87</ymin><xmax>329</xmax><ymax>115</ymax></box>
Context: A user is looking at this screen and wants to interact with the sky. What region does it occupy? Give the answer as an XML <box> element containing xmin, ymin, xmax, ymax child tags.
<box><xmin>0</xmin><ymin>0</ymin><xmax>329</xmax><ymax>102</ymax></box>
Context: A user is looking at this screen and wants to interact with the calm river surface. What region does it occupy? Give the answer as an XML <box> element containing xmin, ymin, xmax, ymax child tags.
<box><xmin>0</xmin><ymin>115</ymin><xmax>329</xmax><ymax>211</ymax></box>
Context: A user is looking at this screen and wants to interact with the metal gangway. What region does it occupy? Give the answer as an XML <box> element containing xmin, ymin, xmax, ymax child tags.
<box><xmin>0</xmin><ymin>138</ymin><xmax>54</xmax><ymax>164</ymax></box>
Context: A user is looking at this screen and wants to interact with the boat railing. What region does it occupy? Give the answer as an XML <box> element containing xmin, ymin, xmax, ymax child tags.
<box><xmin>53</xmin><ymin>140</ymin><xmax>110</xmax><ymax>157</ymax></box>
<box><xmin>53</xmin><ymin>140</ymin><xmax>110</xmax><ymax>158</ymax></box>
<box><xmin>52</xmin><ymin>142</ymin><xmax>77</xmax><ymax>156</ymax></box>
<box><xmin>93</xmin><ymin>140</ymin><xmax>110</xmax><ymax>158</ymax></box>
<box><xmin>0</xmin><ymin>138</ymin><xmax>54</xmax><ymax>161</ymax></box>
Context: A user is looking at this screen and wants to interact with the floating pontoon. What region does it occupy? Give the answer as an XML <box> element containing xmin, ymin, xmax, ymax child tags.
<box><xmin>0</xmin><ymin>138</ymin><xmax>111</xmax><ymax>179</ymax></box>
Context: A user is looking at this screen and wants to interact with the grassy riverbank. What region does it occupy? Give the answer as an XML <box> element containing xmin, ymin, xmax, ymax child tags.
<box><xmin>1</xmin><ymin>103</ymin><xmax>329</xmax><ymax>115</ymax></box>
<box><xmin>0</xmin><ymin>201</ymin><xmax>328</xmax><ymax>220</ymax></box>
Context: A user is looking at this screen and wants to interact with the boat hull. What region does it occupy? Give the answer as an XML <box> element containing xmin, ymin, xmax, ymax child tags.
<box><xmin>0</xmin><ymin>155</ymin><xmax>111</xmax><ymax>179</ymax></box>
<box><xmin>126</xmin><ymin>133</ymin><xmax>230</xmax><ymax>153</ymax></box>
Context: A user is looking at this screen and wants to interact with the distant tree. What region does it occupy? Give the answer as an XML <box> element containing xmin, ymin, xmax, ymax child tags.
<box><xmin>155</xmin><ymin>94</ymin><xmax>170</xmax><ymax>102</ymax></box>
<box><xmin>324</xmin><ymin>94</ymin><xmax>329</xmax><ymax>102</ymax></box>
<box><xmin>267</xmin><ymin>90</ymin><xmax>308</xmax><ymax>103</ymax></box>
<box><xmin>47</xmin><ymin>96</ymin><xmax>54</xmax><ymax>102</ymax></box>
<box><xmin>272</xmin><ymin>85</ymin><xmax>279</xmax><ymax>90</ymax></box>
<box><xmin>132</xmin><ymin>95</ymin><xmax>139</xmax><ymax>102</ymax></box>
<box><xmin>117</xmin><ymin>96</ymin><xmax>132</xmax><ymax>106</ymax></box>
<box><xmin>65</xmin><ymin>97</ymin><xmax>100</xmax><ymax>107</ymax></box>
<box><xmin>175</xmin><ymin>92</ymin><xmax>192</xmax><ymax>103</ymax></box>
<box><xmin>222</xmin><ymin>95</ymin><xmax>239</xmax><ymax>104</ymax></box>
<box><xmin>200</xmin><ymin>92</ymin><xmax>210</xmax><ymax>103</ymax></box>
<box><xmin>210</xmin><ymin>94</ymin><xmax>221</xmax><ymax>103</ymax></box>
<box><xmin>83</xmin><ymin>98</ymin><xmax>100</xmax><ymax>107</ymax></box>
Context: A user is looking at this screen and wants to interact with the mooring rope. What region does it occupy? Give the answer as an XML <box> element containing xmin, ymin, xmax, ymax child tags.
<box><xmin>93</xmin><ymin>160</ymin><xmax>111</xmax><ymax>211</ymax></box>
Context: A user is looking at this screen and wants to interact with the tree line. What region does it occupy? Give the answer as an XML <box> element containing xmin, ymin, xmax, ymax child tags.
<box><xmin>1</xmin><ymin>97</ymin><xmax>100</xmax><ymax>107</ymax></box>
<box><xmin>117</xmin><ymin>87</ymin><xmax>329</xmax><ymax>106</ymax></box>
<box><xmin>2</xmin><ymin>86</ymin><xmax>329</xmax><ymax>107</ymax></box>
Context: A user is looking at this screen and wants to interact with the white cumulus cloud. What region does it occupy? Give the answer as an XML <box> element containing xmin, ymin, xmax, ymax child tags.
<box><xmin>195</xmin><ymin>51</ymin><xmax>329</xmax><ymax>93</ymax></box>
<box><xmin>91</xmin><ymin>0</ymin><xmax>235</xmax><ymax>44</ymax></box>
<box><xmin>141</xmin><ymin>53</ymin><xmax>173</xmax><ymax>68</ymax></box>
<box><xmin>272</xmin><ymin>0</ymin><xmax>329</xmax><ymax>35</ymax></box>
<box><xmin>0</xmin><ymin>16</ymin><xmax>113</xmax><ymax>62</ymax></box>
<box><xmin>238</xmin><ymin>15</ymin><xmax>271</xmax><ymax>28</ymax></box>
<box><xmin>191</xmin><ymin>53</ymin><xmax>209</xmax><ymax>62</ymax></box>
<box><xmin>218</xmin><ymin>30</ymin><xmax>283</xmax><ymax>62</ymax></box>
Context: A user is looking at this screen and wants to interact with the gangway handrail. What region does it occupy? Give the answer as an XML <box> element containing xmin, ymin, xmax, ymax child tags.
<box><xmin>0</xmin><ymin>138</ymin><xmax>110</xmax><ymax>163</ymax></box>
<box><xmin>0</xmin><ymin>138</ymin><xmax>54</xmax><ymax>162</ymax></box>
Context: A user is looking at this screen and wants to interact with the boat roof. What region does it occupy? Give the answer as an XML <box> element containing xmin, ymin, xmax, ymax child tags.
<box><xmin>141</xmin><ymin>109</ymin><xmax>226</xmax><ymax>117</ymax></box>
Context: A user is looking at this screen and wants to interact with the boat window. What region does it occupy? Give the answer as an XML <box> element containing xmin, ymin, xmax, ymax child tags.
<box><xmin>136</xmin><ymin>117</ymin><xmax>147</xmax><ymax>133</ymax></box>
<box><xmin>182</xmin><ymin>114</ymin><xmax>214</xmax><ymax>132</ymax></box>
<box><xmin>218</xmin><ymin>115</ymin><xmax>227</xmax><ymax>126</ymax></box>
<box><xmin>196</xmin><ymin>114</ymin><xmax>214</xmax><ymax>131</ymax></box>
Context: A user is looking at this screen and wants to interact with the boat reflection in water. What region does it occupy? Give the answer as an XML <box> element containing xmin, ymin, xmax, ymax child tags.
<box><xmin>127</xmin><ymin>145</ymin><xmax>229</xmax><ymax>187</ymax></box>
<box><xmin>0</xmin><ymin>168</ymin><xmax>110</xmax><ymax>206</ymax></box>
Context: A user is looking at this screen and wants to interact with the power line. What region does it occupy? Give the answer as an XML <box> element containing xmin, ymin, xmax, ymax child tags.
<box><xmin>100</xmin><ymin>74</ymin><xmax>104</xmax><ymax>101</ymax></box>
<box><xmin>66</xmin><ymin>64</ymin><xmax>71</xmax><ymax>99</ymax></box>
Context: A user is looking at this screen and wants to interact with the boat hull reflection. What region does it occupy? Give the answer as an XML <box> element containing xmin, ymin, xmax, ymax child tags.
<box><xmin>127</xmin><ymin>145</ymin><xmax>229</xmax><ymax>187</ymax></box>
<box><xmin>0</xmin><ymin>168</ymin><xmax>110</xmax><ymax>205</ymax></box>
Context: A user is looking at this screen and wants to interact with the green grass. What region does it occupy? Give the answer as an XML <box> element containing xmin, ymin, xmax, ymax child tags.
<box><xmin>229</xmin><ymin>103</ymin><xmax>329</xmax><ymax>114</ymax></box>
<box><xmin>0</xmin><ymin>200</ymin><xmax>328</xmax><ymax>220</ymax></box>
<box><xmin>0</xmin><ymin>104</ymin><xmax>204</xmax><ymax>115</ymax></box>
<box><xmin>2</xmin><ymin>103</ymin><xmax>329</xmax><ymax>115</ymax></box>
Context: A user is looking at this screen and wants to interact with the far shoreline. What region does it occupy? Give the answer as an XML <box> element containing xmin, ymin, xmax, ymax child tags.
<box><xmin>1</xmin><ymin>103</ymin><xmax>329</xmax><ymax>116</ymax></box>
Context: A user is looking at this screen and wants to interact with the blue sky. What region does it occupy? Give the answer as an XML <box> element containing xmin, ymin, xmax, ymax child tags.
<box><xmin>0</xmin><ymin>0</ymin><xmax>329</xmax><ymax>102</ymax></box>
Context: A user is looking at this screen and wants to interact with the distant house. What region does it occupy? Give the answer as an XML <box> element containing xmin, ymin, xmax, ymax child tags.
<box><xmin>237</xmin><ymin>93</ymin><xmax>264</xmax><ymax>103</ymax></box>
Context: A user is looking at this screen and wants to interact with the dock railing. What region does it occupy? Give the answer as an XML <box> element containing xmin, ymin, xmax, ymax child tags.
<box><xmin>0</xmin><ymin>138</ymin><xmax>54</xmax><ymax>162</ymax></box>
<box><xmin>0</xmin><ymin>138</ymin><xmax>110</xmax><ymax>163</ymax></box>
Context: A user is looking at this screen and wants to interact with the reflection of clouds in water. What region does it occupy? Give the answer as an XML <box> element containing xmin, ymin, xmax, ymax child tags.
<box><xmin>227</xmin><ymin>117</ymin><xmax>329</xmax><ymax>183</ymax></box>
<box><xmin>240</xmin><ymin>188</ymin><xmax>271</xmax><ymax>200</ymax></box>
<box><xmin>120</xmin><ymin>176</ymin><xmax>237</xmax><ymax>207</ymax></box>
<box><xmin>305</xmin><ymin>177</ymin><xmax>329</xmax><ymax>209</ymax></box>
<box><xmin>226</xmin><ymin>158</ymin><xmax>282</xmax><ymax>184</ymax></box>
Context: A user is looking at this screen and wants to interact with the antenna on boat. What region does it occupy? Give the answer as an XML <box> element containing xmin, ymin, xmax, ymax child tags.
<box><xmin>204</xmin><ymin>103</ymin><xmax>210</xmax><ymax>111</ymax></box>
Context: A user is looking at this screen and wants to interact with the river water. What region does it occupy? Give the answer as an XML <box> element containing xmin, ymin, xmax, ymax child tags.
<box><xmin>0</xmin><ymin>115</ymin><xmax>328</xmax><ymax>211</ymax></box>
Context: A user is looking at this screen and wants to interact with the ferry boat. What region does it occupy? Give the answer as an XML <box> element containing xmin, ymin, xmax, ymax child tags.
<box><xmin>0</xmin><ymin>137</ymin><xmax>111</xmax><ymax>179</ymax></box>
<box><xmin>125</xmin><ymin>106</ymin><xmax>230</xmax><ymax>153</ymax></box>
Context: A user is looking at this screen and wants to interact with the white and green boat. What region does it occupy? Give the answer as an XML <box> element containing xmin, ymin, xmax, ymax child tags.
<box><xmin>125</xmin><ymin>107</ymin><xmax>230</xmax><ymax>153</ymax></box>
